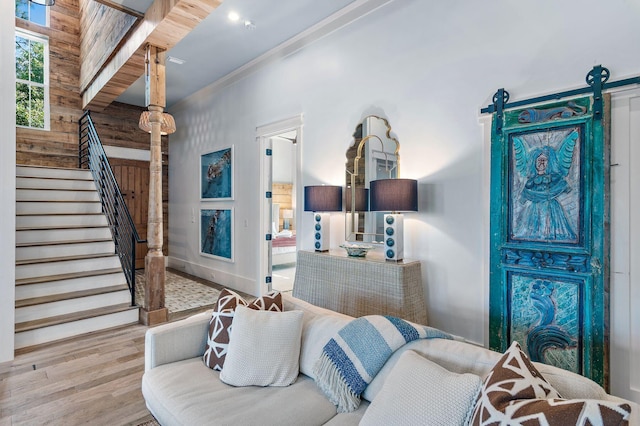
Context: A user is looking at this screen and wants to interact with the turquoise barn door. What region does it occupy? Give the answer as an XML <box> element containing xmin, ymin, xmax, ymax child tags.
<box><xmin>489</xmin><ymin>96</ymin><xmax>611</xmax><ymax>388</ymax></box>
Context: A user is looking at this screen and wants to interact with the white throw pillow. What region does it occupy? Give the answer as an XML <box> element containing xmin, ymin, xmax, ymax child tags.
<box><xmin>219</xmin><ymin>305</ymin><xmax>304</xmax><ymax>387</ymax></box>
<box><xmin>360</xmin><ymin>350</ymin><xmax>482</xmax><ymax>426</ymax></box>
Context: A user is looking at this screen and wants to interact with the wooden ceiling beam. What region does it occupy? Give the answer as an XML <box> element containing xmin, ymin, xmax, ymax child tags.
<box><xmin>91</xmin><ymin>0</ymin><xmax>145</xmax><ymax>20</ymax></box>
<box><xmin>82</xmin><ymin>0</ymin><xmax>222</xmax><ymax>111</ymax></box>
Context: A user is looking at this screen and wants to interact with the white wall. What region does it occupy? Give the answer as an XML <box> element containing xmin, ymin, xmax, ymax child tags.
<box><xmin>168</xmin><ymin>0</ymin><xmax>640</xmax><ymax>398</ymax></box>
<box><xmin>1</xmin><ymin>0</ymin><xmax>16</xmax><ymax>363</ymax></box>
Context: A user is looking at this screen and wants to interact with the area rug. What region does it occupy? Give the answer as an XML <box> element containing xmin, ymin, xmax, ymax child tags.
<box><xmin>135</xmin><ymin>420</ymin><xmax>159</xmax><ymax>426</ymax></box>
<box><xmin>135</xmin><ymin>269</ymin><xmax>221</xmax><ymax>317</ymax></box>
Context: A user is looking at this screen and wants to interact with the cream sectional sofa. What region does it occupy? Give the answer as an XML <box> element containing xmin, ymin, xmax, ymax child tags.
<box><xmin>142</xmin><ymin>295</ymin><xmax>637</xmax><ymax>425</ymax></box>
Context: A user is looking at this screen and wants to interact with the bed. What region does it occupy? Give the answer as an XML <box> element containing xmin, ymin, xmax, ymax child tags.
<box><xmin>272</xmin><ymin>222</ymin><xmax>297</xmax><ymax>266</ymax></box>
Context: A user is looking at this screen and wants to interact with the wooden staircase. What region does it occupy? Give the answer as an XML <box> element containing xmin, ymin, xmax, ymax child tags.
<box><xmin>15</xmin><ymin>165</ymin><xmax>139</xmax><ymax>350</ymax></box>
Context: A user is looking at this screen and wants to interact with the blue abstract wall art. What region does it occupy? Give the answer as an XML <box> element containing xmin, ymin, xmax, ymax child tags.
<box><xmin>201</xmin><ymin>147</ymin><xmax>233</xmax><ymax>200</ymax></box>
<box><xmin>200</xmin><ymin>208</ymin><xmax>233</xmax><ymax>261</ymax></box>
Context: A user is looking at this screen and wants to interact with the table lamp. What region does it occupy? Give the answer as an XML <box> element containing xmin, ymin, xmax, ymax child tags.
<box><xmin>370</xmin><ymin>178</ymin><xmax>418</xmax><ymax>261</ymax></box>
<box><xmin>304</xmin><ymin>185</ymin><xmax>342</xmax><ymax>252</ymax></box>
<box><xmin>282</xmin><ymin>209</ymin><xmax>294</xmax><ymax>230</ymax></box>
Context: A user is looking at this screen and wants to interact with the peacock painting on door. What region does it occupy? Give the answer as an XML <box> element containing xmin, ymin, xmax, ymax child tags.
<box><xmin>489</xmin><ymin>95</ymin><xmax>610</xmax><ymax>388</ymax></box>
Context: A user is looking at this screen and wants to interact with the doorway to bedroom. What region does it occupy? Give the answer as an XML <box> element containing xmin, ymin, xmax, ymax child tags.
<box><xmin>270</xmin><ymin>131</ymin><xmax>297</xmax><ymax>293</ymax></box>
<box><xmin>256</xmin><ymin>115</ymin><xmax>302</xmax><ymax>296</ymax></box>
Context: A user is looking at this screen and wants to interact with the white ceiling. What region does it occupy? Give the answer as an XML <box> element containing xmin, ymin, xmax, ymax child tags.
<box><xmin>112</xmin><ymin>0</ymin><xmax>359</xmax><ymax>108</ymax></box>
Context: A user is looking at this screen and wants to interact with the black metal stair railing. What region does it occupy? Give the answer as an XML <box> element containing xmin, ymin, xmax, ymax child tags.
<box><xmin>78</xmin><ymin>110</ymin><xmax>145</xmax><ymax>306</ymax></box>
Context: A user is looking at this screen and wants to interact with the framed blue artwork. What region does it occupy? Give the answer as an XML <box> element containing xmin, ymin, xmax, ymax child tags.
<box><xmin>201</xmin><ymin>146</ymin><xmax>233</xmax><ymax>200</ymax></box>
<box><xmin>200</xmin><ymin>208</ymin><xmax>233</xmax><ymax>262</ymax></box>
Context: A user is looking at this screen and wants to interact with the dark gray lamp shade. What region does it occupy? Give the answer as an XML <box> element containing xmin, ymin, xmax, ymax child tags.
<box><xmin>370</xmin><ymin>179</ymin><xmax>418</xmax><ymax>212</ymax></box>
<box><xmin>304</xmin><ymin>185</ymin><xmax>343</xmax><ymax>212</ymax></box>
<box><xmin>29</xmin><ymin>0</ymin><xmax>55</xmax><ymax>5</ymax></box>
<box><xmin>345</xmin><ymin>187</ymin><xmax>369</xmax><ymax>211</ymax></box>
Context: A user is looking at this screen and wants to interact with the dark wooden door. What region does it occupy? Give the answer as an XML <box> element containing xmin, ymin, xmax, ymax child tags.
<box><xmin>111</xmin><ymin>158</ymin><xmax>149</xmax><ymax>270</ymax></box>
<box><xmin>489</xmin><ymin>96</ymin><xmax>611</xmax><ymax>388</ymax></box>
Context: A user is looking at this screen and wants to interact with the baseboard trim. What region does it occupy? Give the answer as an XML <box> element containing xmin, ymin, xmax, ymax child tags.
<box><xmin>167</xmin><ymin>256</ymin><xmax>257</xmax><ymax>296</ymax></box>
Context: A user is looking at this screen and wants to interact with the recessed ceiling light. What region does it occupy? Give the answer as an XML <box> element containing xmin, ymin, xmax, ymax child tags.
<box><xmin>167</xmin><ymin>56</ymin><xmax>186</xmax><ymax>65</ymax></box>
<box><xmin>228</xmin><ymin>11</ymin><xmax>240</xmax><ymax>22</ymax></box>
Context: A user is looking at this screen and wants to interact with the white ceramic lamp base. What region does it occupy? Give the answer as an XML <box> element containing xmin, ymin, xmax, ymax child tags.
<box><xmin>383</xmin><ymin>213</ymin><xmax>404</xmax><ymax>261</ymax></box>
<box><xmin>313</xmin><ymin>213</ymin><xmax>330</xmax><ymax>252</ymax></box>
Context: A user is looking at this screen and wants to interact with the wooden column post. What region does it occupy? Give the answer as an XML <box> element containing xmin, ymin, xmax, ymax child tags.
<box><xmin>140</xmin><ymin>45</ymin><xmax>168</xmax><ymax>325</ymax></box>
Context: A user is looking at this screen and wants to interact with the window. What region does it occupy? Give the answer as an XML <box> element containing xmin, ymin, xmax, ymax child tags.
<box><xmin>15</xmin><ymin>30</ymin><xmax>49</xmax><ymax>130</ymax></box>
<box><xmin>15</xmin><ymin>0</ymin><xmax>47</xmax><ymax>26</ymax></box>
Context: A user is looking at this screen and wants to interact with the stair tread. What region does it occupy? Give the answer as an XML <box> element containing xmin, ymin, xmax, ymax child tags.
<box><xmin>16</xmin><ymin>238</ymin><xmax>113</xmax><ymax>248</ymax></box>
<box><xmin>17</xmin><ymin>200</ymin><xmax>101</xmax><ymax>203</ymax></box>
<box><xmin>17</xmin><ymin>165</ymin><xmax>91</xmax><ymax>175</ymax></box>
<box><xmin>17</xmin><ymin>165</ymin><xmax>87</xmax><ymax>171</ymax></box>
<box><xmin>16</xmin><ymin>284</ymin><xmax>130</xmax><ymax>308</ymax></box>
<box><xmin>15</xmin><ymin>303</ymin><xmax>136</xmax><ymax>333</ymax></box>
<box><xmin>17</xmin><ymin>188</ymin><xmax>97</xmax><ymax>192</ymax></box>
<box><xmin>16</xmin><ymin>224</ymin><xmax>110</xmax><ymax>231</ymax></box>
<box><xmin>16</xmin><ymin>268</ymin><xmax>125</xmax><ymax>286</ymax></box>
<box><xmin>16</xmin><ymin>253</ymin><xmax>118</xmax><ymax>266</ymax></box>
<box><xmin>17</xmin><ymin>175</ymin><xmax>94</xmax><ymax>181</ymax></box>
<box><xmin>16</xmin><ymin>180</ymin><xmax>94</xmax><ymax>185</ymax></box>
<box><xmin>17</xmin><ymin>213</ymin><xmax>104</xmax><ymax>216</ymax></box>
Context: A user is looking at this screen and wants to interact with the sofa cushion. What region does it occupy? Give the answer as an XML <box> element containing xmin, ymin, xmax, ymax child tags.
<box><xmin>323</xmin><ymin>401</ymin><xmax>369</xmax><ymax>426</ymax></box>
<box><xmin>360</xmin><ymin>350</ymin><xmax>481</xmax><ymax>426</ymax></box>
<box><xmin>142</xmin><ymin>357</ymin><xmax>338</xmax><ymax>426</ymax></box>
<box><xmin>362</xmin><ymin>337</ymin><xmax>612</xmax><ymax>404</ymax></box>
<box><xmin>470</xmin><ymin>341</ymin><xmax>631</xmax><ymax>425</ymax></box>
<box><xmin>219</xmin><ymin>306</ymin><xmax>303</xmax><ymax>387</ymax></box>
<box><xmin>283</xmin><ymin>295</ymin><xmax>353</xmax><ymax>379</ymax></box>
<box><xmin>203</xmin><ymin>289</ymin><xmax>282</xmax><ymax>370</ymax></box>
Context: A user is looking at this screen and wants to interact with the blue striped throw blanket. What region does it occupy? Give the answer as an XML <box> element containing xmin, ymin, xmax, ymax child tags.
<box><xmin>313</xmin><ymin>315</ymin><xmax>453</xmax><ymax>413</ymax></box>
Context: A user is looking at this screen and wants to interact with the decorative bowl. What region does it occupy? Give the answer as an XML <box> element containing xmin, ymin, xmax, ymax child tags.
<box><xmin>340</xmin><ymin>244</ymin><xmax>374</xmax><ymax>257</ymax></box>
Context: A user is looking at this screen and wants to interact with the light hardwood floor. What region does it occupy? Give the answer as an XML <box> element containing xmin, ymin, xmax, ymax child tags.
<box><xmin>0</xmin><ymin>324</ymin><xmax>155</xmax><ymax>426</ymax></box>
<box><xmin>0</xmin><ymin>269</ymin><xmax>255</xmax><ymax>426</ymax></box>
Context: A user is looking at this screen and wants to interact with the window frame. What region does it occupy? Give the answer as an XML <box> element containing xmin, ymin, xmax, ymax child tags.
<box><xmin>15</xmin><ymin>0</ymin><xmax>49</xmax><ymax>27</ymax></box>
<box><xmin>15</xmin><ymin>28</ymin><xmax>50</xmax><ymax>131</ymax></box>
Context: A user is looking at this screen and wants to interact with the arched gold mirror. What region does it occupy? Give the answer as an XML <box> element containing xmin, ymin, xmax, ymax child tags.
<box><xmin>345</xmin><ymin>115</ymin><xmax>400</xmax><ymax>242</ymax></box>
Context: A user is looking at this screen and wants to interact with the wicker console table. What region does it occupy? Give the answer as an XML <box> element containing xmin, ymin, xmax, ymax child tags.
<box><xmin>292</xmin><ymin>250</ymin><xmax>428</xmax><ymax>325</ymax></box>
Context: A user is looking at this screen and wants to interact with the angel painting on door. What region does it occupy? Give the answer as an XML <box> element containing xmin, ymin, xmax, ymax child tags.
<box><xmin>510</xmin><ymin>127</ymin><xmax>581</xmax><ymax>244</ymax></box>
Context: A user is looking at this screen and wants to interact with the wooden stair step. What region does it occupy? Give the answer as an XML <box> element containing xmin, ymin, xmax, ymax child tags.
<box><xmin>17</xmin><ymin>187</ymin><xmax>97</xmax><ymax>191</ymax></box>
<box><xmin>17</xmin><ymin>212</ymin><xmax>104</xmax><ymax>216</ymax></box>
<box><xmin>15</xmin><ymin>303</ymin><xmax>136</xmax><ymax>333</ymax></box>
<box><xmin>16</xmin><ymin>252</ymin><xmax>117</xmax><ymax>266</ymax></box>
<box><xmin>17</xmin><ymin>164</ymin><xmax>89</xmax><ymax>171</ymax></box>
<box><xmin>16</xmin><ymin>201</ymin><xmax>104</xmax><ymax>215</ymax></box>
<box><xmin>16</xmin><ymin>224</ymin><xmax>109</xmax><ymax>231</ymax></box>
<box><xmin>16</xmin><ymin>213</ymin><xmax>106</xmax><ymax>222</ymax></box>
<box><xmin>17</xmin><ymin>175</ymin><xmax>93</xmax><ymax>181</ymax></box>
<box><xmin>17</xmin><ymin>200</ymin><xmax>101</xmax><ymax>204</ymax></box>
<box><xmin>16</xmin><ymin>165</ymin><xmax>93</xmax><ymax>178</ymax></box>
<box><xmin>15</xmin><ymin>268</ymin><xmax>124</xmax><ymax>286</ymax></box>
<box><xmin>16</xmin><ymin>238</ymin><xmax>113</xmax><ymax>247</ymax></box>
<box><xmin>16</xmin><ymin>284</ymin><xmax>130</xmax><ymax>308</ymax></box>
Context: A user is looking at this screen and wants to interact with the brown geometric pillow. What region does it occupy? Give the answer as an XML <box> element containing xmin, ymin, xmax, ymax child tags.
<box><xmin>470</xmin><ymin>341</ymin><xmax>631</xmax><ymax>425</ymax></box>
<box><xmin>203</xmin><ymin>288</ymin><xmax>283</xmax><ymax>370</ymax></box>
